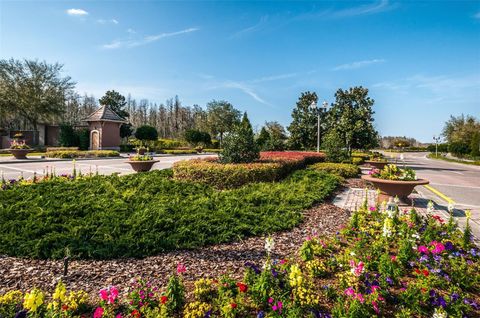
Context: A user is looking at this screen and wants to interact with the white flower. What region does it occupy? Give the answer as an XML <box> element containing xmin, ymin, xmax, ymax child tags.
<box><xmin>432</xmin><ymin>308</ymin><xmax>447</xmax><ymax>318</ymax></box>
<box><xmin>265</xmin><ymin>236</ymin><xmax>275</xmax><ymax>254</ymax></box>
<box><xmin>350</xmin><ymin>251</ymin><xmax>356</xmax><ymax>256</ymax></box>
<box><xmin>448</xmin><ymin>202</ymin><xmax>454</xmax><ymax>213</ymax></box>
<box><xmin>427</xmin><ymin>201</ymin><xmax>435</xmax><ymax>214</ymax></box>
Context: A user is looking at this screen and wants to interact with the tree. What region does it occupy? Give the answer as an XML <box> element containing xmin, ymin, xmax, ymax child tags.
<box><xmin>185</xmin><ymin>129</ymin><xmax>211</xmax><ymax>146</ymax></box>
<box><xmin>322</xmin><ymin>130</ymin><xmax>348</xmax><ymax>163</ymax></box>
<box><xmin>264</xmin><ymin>121</ymin><xmax>287</xmax><ymax>151</ymax></box>
<box><xmin>325</xmin><ymin>87</ymin><xmax>378</xmax><ymax>155</ymax></box>
<box><xmin>471</xmin><ymin>132</ymin><xmax>480</xmax><ymax>157</ymax></box>
<box><xmin>99</xmin><ymin>90</ymin><xmax>133</xmax><ymax>138</ymax></box>
<box><xmin>442</xmin><ymin>114</ymin><xmax>480</xmax><ymax>146</ymax></box>
<box><xmin>287</xmin><ymin>91</ymin><xmax>318</xmax><ymax>150</ymax></box>
<box><xmin>220</xmin><ymin>112</ymin><xmax>259</xmax><ymax>163</ymax></box>
<box><xmin>135</xmin><ymin>125</ymin><xmax>158</xmax><ymax>143</ymax></box>
<box><xmin>206</xmin><ymin>100</ymin><xmax>241</xmax><ymax>146</ymax></box>
<box><xmin>0</xmin><ymin>59</ymin><xmax>75</xmax><ymax>143</ymax></box>
<box><xmin>256</xmin><ymin>127</ymin><xmax>271</xmax><ymax>150</ymax></box>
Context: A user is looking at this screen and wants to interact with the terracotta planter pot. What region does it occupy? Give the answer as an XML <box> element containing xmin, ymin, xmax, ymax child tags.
<box><xmin>9</xmin><ymin>149</ymin><xmax>31</xmax><ymax>159</ymax></box>
<box><xmin>362</xmin><ymin>174</ymin><xmax>429</xmax><ymax>204</ymax></box>
<box><xmin>364</xmin><ymin>160</ymin><xmax>388</xmax><ymax>170</ymax></box>
<box><xmin>126</xmin><ymin>160</ymin><xmax>158</xmax><ymax>172</ymax></box>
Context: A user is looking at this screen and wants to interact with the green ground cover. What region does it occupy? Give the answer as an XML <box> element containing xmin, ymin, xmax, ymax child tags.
<box><xmin>0</xmin><ymin>169</ymin><xmax>340</xmax><ymax>259</ymax></box>
<box><xmin>427</xmin><ymin>153</ymin><xmax>480</xmax><ymax>166</ymax></box>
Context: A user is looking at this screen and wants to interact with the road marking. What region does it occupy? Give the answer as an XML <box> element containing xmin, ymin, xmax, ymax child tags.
<box><xmin>430</xmin><ymin>183</ymin><xmax>480</xmax><ymax>189</ymax></box>
<box><xmin>0</xmin><ymin>165</ymin><xmax>44</xmax><ymax>174</ymax></box>
<box><xmin>424</xmin><ymin>185</ymin><xmax>455</xmax><ymax>204</ymax></box>
<box><xmin>451</xmin><ymin>171</ymin><xmax>464</xmax><ymax>175</ymax></box>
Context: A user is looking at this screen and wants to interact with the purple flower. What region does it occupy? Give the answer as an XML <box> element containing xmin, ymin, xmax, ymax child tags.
<box><xmin>245</xmin><ymin>261</ymin><xmax>260</xmax><ymax>274</ymax></box>
<box><xmin>451</xmin><ymin>293</ymin><xmax>459</xmax><ymax>302</ymax></box>
<box><xmin>256</xmin><ymin>311</ymin><xmax>265</xmax><ymax>318</ymax></box>
<box><xmin>386</xmin><ymin>277</ymin><xmax>393</xmax><ymax>285</ymax></box>
<box><xmin>14</xmin><ymin>311</ymin><xmax>27</xmax><ymax>318</ymax></box>
<box><xmin>470</xmin><ymin>248</ymin><xmax>478</xmax><ymax>257</ymax></box>
<box><xmin>444</xmin><ymin>241</ymin><xmax>454</xmax><ymax>250</ymax></box>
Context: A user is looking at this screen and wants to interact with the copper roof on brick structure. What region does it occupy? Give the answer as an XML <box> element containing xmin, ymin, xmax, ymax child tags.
<box><xmin>84</xmin><ymin>105</ymin><xmax>127</xmax><ymax>123</ymax></box>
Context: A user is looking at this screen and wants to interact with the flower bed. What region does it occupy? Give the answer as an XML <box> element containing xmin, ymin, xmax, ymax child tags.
<box><xmin>173</xmin><ymin>151</ymin><xmax>325</xmax><ymax>189</ymax></box>
<box><xmin>0</xmin><ymin>169</ymin><xmax>339</xmax><ymax>259</ymax></box>
<box><xmin>2</xmin><ymin>205</ymin><xmax>478</xmax><ymax>317</ymax></box>
<box><xmin>310</xmin><ymin>162</ymin><xmax>360</xmax><ymax>178</ymax></box>
<box><xmin>45</xmin><ymin>150</ymin><xmax>120</xmax><ymax>158</ymax></box>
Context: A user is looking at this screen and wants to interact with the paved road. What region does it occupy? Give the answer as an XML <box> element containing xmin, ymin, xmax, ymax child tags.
<box><xmin>0</xmin><ymin>154</ymin><xmax>216</xmax><ymax>180</ymax></box>
<box><xmin>384</xmin><ymin>152</ymin><xmax>480</xmax><ymax>228</ymax></box>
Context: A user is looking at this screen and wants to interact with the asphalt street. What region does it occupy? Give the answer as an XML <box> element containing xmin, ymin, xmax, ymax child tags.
<box><xmin>0</xmin><ymin>154</ymin><xmax>216</xmax><ymax>180</ymax></box>
<box><xmin>384</xmin><ymin>152</ymin><xmax>480</xmax><ymax>223</ymax></box>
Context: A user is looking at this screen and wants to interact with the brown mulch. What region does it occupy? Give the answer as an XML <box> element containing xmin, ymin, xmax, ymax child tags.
<box><xmin>344</xmin><ymin>177</ymin><xmax>374</xmax><ymax>189</ymax></box>
<box><xmin>0</xmin><ymin>203</ymin><xmax>350</xmax><ymax>296</ymax></box>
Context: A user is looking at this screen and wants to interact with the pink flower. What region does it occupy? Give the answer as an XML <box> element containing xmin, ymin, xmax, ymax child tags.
<box><xmin>372</xmin><ymin>301</ymin><xmax>379</xmax><ymax>314</ymax></box>
<box><xmin>306</xmin><ymin>236</ymin><xmax>312</xmax><ymax>241</ymax></box>
<box><xmin>176</xmin><ymin>263</ymin><xmax>186</xmax><ymax>274</ymax></box>
<box><xmin>390</xmin><ymin>255</ymin><xmax>397</xmax><ymax>262</ymax></box>
<box><xmin>268</xmin><ymin>297</ymin><xmax>274</xmax><ymax>304</ymax></box>
<box><xmin>371</xmin><ymin>285</ymin><xmax>380</xmax><ymax>292</ymax></box>
<box><xmin>344</xmin><ymin>287</ymin><xmax>355</xmax><ymax>296</ymax></box>
<box><xmin>115</xmin><ymin>315</ymin><xmax>122</xmax><ymax>318</ymax></box>
<box><xmin>272</xmin><ymin>305</ymin><xmax>277</xmax><ymax>311</ymax></box>
<box><xmin>369</xmin><ymin>206</ymin><xmax>376</xmax><ymax>212</ymax></box>
<box><xmin>430</xmin><ymin>241</ymin><xmax>445</xmax><ymax>254</ymax></box>
<box><xmin>99</xmin><ymin>289</ymin><xmax>108</xmax><ymax>301</ymax></box>
<box><xmin>418</xmin><ymin>245</ymin><xmax>429</xmax><ymax>254</ymax></box>
<box><xmin>94</xmin><ymin>307</ymin><xmax>104</xmax><ymax>318</ymax></box>
<box><xmin>356</xmin><ymin>293</ymin><xmax>365</xmax><ymax>303</ymax></box>
<box><xmin>108</xmin><ymin>286</ymin><xmax>119</xmax><ymax>304</ymax></box>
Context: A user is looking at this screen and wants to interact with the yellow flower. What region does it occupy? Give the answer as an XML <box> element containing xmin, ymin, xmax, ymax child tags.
<box><xmin>289</xmin><ymin>265</ymin><xmax>303</xmax><ymax>287</ymax></box>
<box><xmin>183</xmin><ymin>301</ymin><xmax>212</xmax><ymax>318</ymax></box>
<box><xmin>23</xmin><ymin>289</ymin><xmax>44</xmax><ymax>312</ymax></box>
<box><xmin>466</xmin><ymin>210</ymin><xmax>472</xmax><ymax>220</ymax></box>
<box><xmin>53</xmin><ymin>281</ymin><xmax>67</xmax><ymax>302</ymax></box>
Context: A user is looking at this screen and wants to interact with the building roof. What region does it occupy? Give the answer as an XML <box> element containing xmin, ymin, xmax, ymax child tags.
<box><xmin>84</xmin><ymin>105</ymin><xmax>127</xmax><ymax>123</ymax></box>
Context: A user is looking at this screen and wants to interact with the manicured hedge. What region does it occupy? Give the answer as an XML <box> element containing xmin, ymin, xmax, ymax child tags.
<box><xmin>160</xmin><ymin>149</ymin><xmax>198</xmax><ymax>155</ymax></box>
<box><xmin>45</xmin><ymin>150</ymin><xmax>120</xmax><ymax>158</ymax></box>
<box><xmin>310</xmin><ymin>162</ymin><xmax>360</xmax><ymax>178</ymax></box>
<box><xmin>0</xmin><ymin>169</ymin><xmax>340</xmax><ymax>259</ymax></box>
<box><xmin>173</xmin><ymin>151</ymin><xmax>325</xmax><ymax>189</ymax></box>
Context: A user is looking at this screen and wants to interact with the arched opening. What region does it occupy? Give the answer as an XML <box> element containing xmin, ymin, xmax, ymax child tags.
<box><xmin>90</xmin><ymin>130</ymin><xmax>100</xmax><ymax>150</ymax></box>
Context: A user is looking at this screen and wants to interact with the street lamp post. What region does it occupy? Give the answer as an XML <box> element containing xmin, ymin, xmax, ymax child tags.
<box><xmin>433</xmin><ymin>135</ymin><xmax>441</xmax><ymax>158</ymax></box>
<box><xmin>310</xmin><ymin>100</ymin><xmax>328</xmax><ymax>153</ymax></box>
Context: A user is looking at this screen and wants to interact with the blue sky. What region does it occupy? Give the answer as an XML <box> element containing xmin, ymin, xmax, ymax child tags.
<box><xmin>1</xmin><ymin>1</ymin><xmax>479</xmax><ymax>142</ymax></box>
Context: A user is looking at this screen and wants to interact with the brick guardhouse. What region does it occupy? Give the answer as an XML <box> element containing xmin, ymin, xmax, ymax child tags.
<box><xmin>84</xmin><ymin>105</ymin><xmax>126</xmax><ymax>151</ymax></box>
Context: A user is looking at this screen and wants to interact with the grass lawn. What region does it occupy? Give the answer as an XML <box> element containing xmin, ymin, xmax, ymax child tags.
<box><xmin>427</xmin><ymin>153</ymin><xmax>480</xmax><ymax>166</ymax></box>
<box><xmin>0</xmin><ymin>169</ymin><xmax>340</xmax><ymax>259</ymax></box>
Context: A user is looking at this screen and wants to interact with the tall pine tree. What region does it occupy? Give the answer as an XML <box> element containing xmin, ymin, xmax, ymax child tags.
<box><xmin>220</xmin><ymin>112</ymin><xmax>259</xmax><ymax>163</ymax></box>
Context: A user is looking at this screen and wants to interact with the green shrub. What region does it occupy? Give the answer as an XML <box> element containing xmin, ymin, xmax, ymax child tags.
<box><xmin>173</xmin><ymin>159</ymin><xmax>286</xmax><ymax>189</ymax></box>
<box><xmin>135</xmin><ymin>125</ymin><xmax>158</xmax><ymax>143</ymax></box>
<box><xmin>351</xmin><ymin>157</ymin><xmax>364</xmax><ymax>165</ymax></box>
<box><xmin>46</xmin><ymin>147</ymin><xmax>79</xmax><ymax>152</ymax></box>
<box><xmin>46</xmin><ymin>150</ymin><xmax>119</xmax><ymax>158</ymax></box>
<box><xmin>204</xmin><ymin>148</ymin><xmax>222</xmax><ymax>153</ymax></box>
<box><xmin>322</xmin><ymin>130</ymin><xmax>348</xmax><ymax>163</ymax></box>
<box><xmin>0</xmin><ymin>169</ymin><xmax>340</xmax><ymax>259</ymax></box>
<box><xmin>220</xmin><ymin>113</ymin><xmax>259</xmax><ymax>163</ymax></box>
<box><xmin>310</xmin><ymin>162</ymin><xmax>360</xmax><ymax>178</ymax></box>
<box><xmin>77</xmin><ymin>129</ymin><xmax>90</xmax><ymax>150</ymax></box>
<box><xmin>59</xmin><ymin>124</ymin><xmax>78</xmax><ymax>147</ymax></box>
<box><xmin>161</xmin><ymin>149</ymin><xmax>198</xmax><ymax>155</ymax></box>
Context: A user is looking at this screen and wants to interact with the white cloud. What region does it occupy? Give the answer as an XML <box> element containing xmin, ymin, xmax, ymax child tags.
<box><xmin>66</xmin><ymin>8</ymin><xmax>88</xmax><ymax>16</ymax></box>
<box><xmin>474</xmin><ymin>12</ymin><xmax>480</xmax><ymax>19</ymax></box>
<box><xmin>97</xmin><ymin>19</ymin><xmax>119</xmax><ymax>25</ymax></box>
<box><xmin>127</xmin><ymin>28</ymin><xmax>136</xmax><ymax>34</ymax></box>
<box><xmin>332</xmin><ymin>0</ymin><xmax>397</xmax><ymax>18</ymax></box>
<box><xmin>102</xmin><ymin>27</ymin><xmax>199</xmax><ymax>49</ymax></box>
<box><xmin>333</xmin><ymin>59</ymin><xmax>385</xmax><ymax>71</ymax></box>
<box><xmin>250</xmin><ymin>72</ymin><xmax>298</xmax><ymax>83</ymax></box>
<box><xmin>231</xmin><ymin>15</ymin><xmax>269</xmax><ymax>38</ymax></box>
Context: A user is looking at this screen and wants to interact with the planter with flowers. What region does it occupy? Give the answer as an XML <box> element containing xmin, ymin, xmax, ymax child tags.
<box><xmin>126</xmin><ymin>153</ymin><xmax>158</xmax><ymax>172</ymax></box>
<box><xmin>364</xmin><ymin>158</ymin><xmax>389</xmax><ymax>170</ymax></box>
<box><xmin>362</xmin><ymin>164</ymin><xmax>429</xmax><ymax>204</ymax></box>
<box><xmin>9</xmin><ymin>140</ymin><xmax>32</xmax><ymax>159</ymax></box>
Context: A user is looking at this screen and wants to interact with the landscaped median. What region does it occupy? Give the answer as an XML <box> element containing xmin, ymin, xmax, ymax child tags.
<box><xmin>0</xmin><ymin>167</ymin><xmax>340</xmax><ymax>259</ymax></box>
<box><xmin>173</xmin><ymin>151</ymin><xmax>325</xmax><ymax>189</ymax></box>
<box><xmin>0</xmin><ymin>204</ymin><xmax>478</xmax><ymax>317</ymax></box>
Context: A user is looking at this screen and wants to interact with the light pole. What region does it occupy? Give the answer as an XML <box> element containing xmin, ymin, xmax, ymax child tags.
<box><xmin>433</xmin><ymin>135</ymin><xmax>441</xmax><ymax>157</ymax></box>
<box><xmin>310</xmin><ymin>100</ymin><xmax>328</xmax><ymax>153</ymax></box>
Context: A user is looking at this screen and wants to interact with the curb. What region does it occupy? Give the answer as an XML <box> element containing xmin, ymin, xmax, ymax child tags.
<box><xmin>0</xmin><ymin>153</ymin><xmax>217</xmax><ymax>165</ymax></box>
